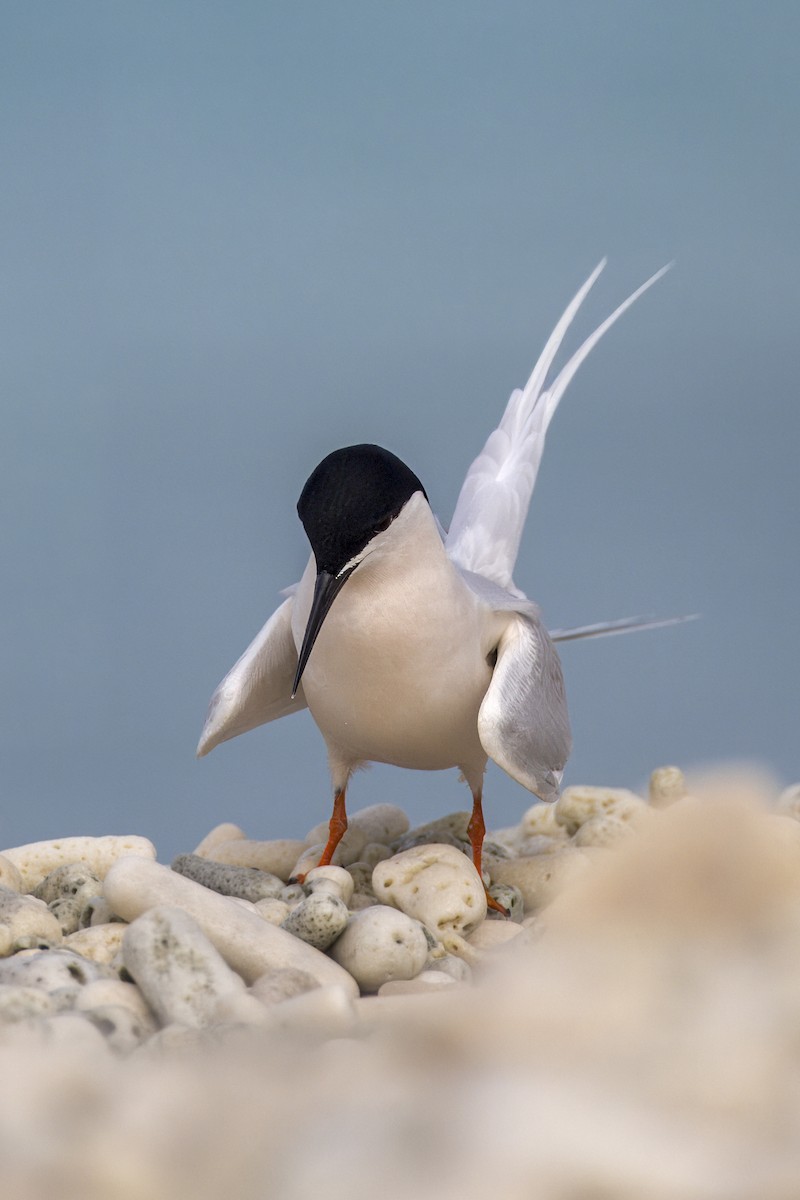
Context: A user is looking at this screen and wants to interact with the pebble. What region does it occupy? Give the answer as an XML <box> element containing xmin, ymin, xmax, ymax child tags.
<box><xmin>103</xmin><ymin>855</ymin><xmax>359</xmax><ymax>996</ymax></box>
<box><xmin>304</xmin><ymin>865</ymin><xmax>355</xmax><ymax>905</ymax></box>
<box><xmin>372</xmin><ymin>843</ymin><xmax>487</xmax><ymax>937</ymax></box>
<box><xmin>171</xmin><ymin>853</ymin><xmax>284</xmax><ymax>901</ymax></box>
<box><xmin>467</xmin><ymin>920</ymin><xmax>526</xmax><ymax>951</ymax></box>
<box><xmin>649</xmin><ymin>765</ymin><xmax>688</xmax><ymax>808</ymax></box>
<box><xmin>519</xmin><ymin>801</ymin><xmax>566</xmax><ymax>839</ymax></box>
<box><xmin>486</xmin><ymin>883</ymin><xmax>524</xmax><ymax>922</ymax></box>
<box><xmin>0</xmin><ymin>947</ymin><xmax>116</xmax><ymax>991</ymax></box>
<box><xmin>0</xmin><ymin>983</ymin><xmax>55</xmax><ymax>1022</ymax></box>
<box><xmin>306</xmin><ymin>803</ymin><xmax>410</xmax><ymax>857</ymax></box>
<box><xmin>0</xmin><ymin>889</ymin><xmax>63</xmax><ymax>956</ymax></box>
<box><xmin>266</xmin><ymin>983</ymin><xmax>357</xmax><ymax>1038</ymax></box>
<box><xmin>489</xmin><ymin>849</ymin><xmax>591</xmax><ymax>912</ymax></box>
<box><xmin>0</xmin><ymin>1011</ymin><xmax>111</xmax><ymax>1054</ymax></box>
<box><xmin>573</xmin><ymin>815</ymin><xmax>636</xmax><ymax>848</ymax></box>
<box><xmin>122</xmin><ymin>905</ymin><xmax>247</xmax><ymax>1029</ymax></box>
<box><xmin>0</xmin><ymin>835</ymin><xmax>157</xmax><ymax>892</ymax></box>
<box><xmin>64</xmin><ymin>923</ymin><xmax>127</xmax><ymax>965</ymax></box>
<box><xmin>0</xmin><ymin>855</ymin><xmax>23</xmax><ymax>892</ymax></box>
<box><xmin>192</xmin><ymin>822</ymin><xmax>246</xmax><ymax>856</ymax></box>
<box><xmin>554</xmin><ymin>786</ymin><xmax>649</xmax><ymax>836</ymax></box>
<box><xmin>281</xmin><ymin>891</ymin><xmax>350</xmax><ymax>950</ymax></box>
<box><xmin>253</xmin><ymin>898</ymin><xmax>291</xmax><ymax>925</ymax></box>
<box><xmin>203</xmin><ymin>838</ymin><xmax>309</xmax><ymax>881</ymax></box>
<box><xmin>392</xmin><ymin>811</ymin><xmax>471</xmax><ymax>854</ymax></box>
<box><xmin>32</xmin><ymin>863</ymin><xmax>103</xmax><ymax>906</ymax></box>
<box><xmin>426</xmin><ymin>952</ymin><xmax>472</xmax><ymax>982</ymax></box>
<box><xmin>378</xmin><ymin>970</ymin><xmax>458</xmax><ymax>996</ymax></box>
<box><xmin>250</xmin><ymin>966</ymin><xmax>321</xmax><ymax>1006</ymax></box>
<box><xmin>74</xmin><ymin>978</ymin><xmax>155</xmax><ymax>1028</ymax></box>
<box><xmin>329</xmin><ymin>905</ymin><xmax>429</xmax><ymax>994</ymax></box>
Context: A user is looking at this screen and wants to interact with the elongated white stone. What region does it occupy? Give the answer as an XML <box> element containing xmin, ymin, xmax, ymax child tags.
<box><xmin>193</xmin><ymin>823</ymin><xmax>247</xmax><ymax>856</ymax></box>
<box><xmin>0</xmin><ymin>835</ymin><xmax>156</xmax><ymax>891</ymax></box>
<box><xmin>203</xmin><ymin>838</ymin><xmax>308</xmax><ymax>881</ymax></box>
<box><xmin>0</xmin><ymin>855</ymin><xmax>22</xmax><ymax>893</ymax></box>
<box><xmin>0</xmin><ymin>947</ymin><xmax>116</xmax><ymax>990</ymax></box>
<box><xmin>64</xmin><ymin>924</ymin><xmax>126</xmax><ymax>965</ymax></box>
<box><xmin>123</xmin><ymin>906</ymin><xmax>246</xmax><ymax>1029</ymax></box>
<box><xmin>104</xmin><ymin>856</ymin><xmax>358</xmax><ymax>997</ymax></box>
<box><xmin>0</xmin><ymin>890</ymin><xmax>63</xmax><ymax>956</ymax></box>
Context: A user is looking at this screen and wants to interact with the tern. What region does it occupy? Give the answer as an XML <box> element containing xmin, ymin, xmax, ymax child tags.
<box><xmin>198</xmin><ymin>260</ymin><xmax>677</xmax><ymax>911</ymax></box>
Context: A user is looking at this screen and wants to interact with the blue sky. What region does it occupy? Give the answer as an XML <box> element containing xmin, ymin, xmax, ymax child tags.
<box><xmin>2</xmin><ymin>2</ymin><xmax>798</xmax><ymax>856</ymax></box>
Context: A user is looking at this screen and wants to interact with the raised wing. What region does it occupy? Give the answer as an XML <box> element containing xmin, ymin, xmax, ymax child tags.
<box><xmin>197</xmin><ymin>596</ymin><xmax>306</xmax><ymax>757</ymax></box>
<box><xmin>446</xmin><ymin>261</ymin><xmax>671</xmax><ymax>594</ymax></box>
<box><xmin>478</xmin><ymin>613</ymin><xmax>572</xmax><ymax>802</ymax></box>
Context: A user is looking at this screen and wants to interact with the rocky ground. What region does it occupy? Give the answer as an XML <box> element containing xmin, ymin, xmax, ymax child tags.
<box><xmin>2</xmin><ymin>767</ymin><xmax>800</xmax><ymax>1199</ymax></box>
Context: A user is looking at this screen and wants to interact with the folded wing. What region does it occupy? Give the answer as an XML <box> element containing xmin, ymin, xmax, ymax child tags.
<box><xmin>478</xmin><ymin>613</ymin><xmax>572</xmax><ymax>802</ymax></box>
<box><xmin>196</xmin><ymin>596</ymin><xmax>306</xmax><ymax>757</ymax></box>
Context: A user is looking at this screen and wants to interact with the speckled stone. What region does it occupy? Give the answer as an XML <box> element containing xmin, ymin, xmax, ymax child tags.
<box><xmin>203</xmin><ymin>838</ymin><xmax>309</xmax><ymax>882</ymax></box>
<box><xmin>303</xmin><ymin>865</ymin><xmax>354</xmax><ymax>906</ymax></box>
<box><xmin>345</xmin><ymin>863</ymin><xmax>375</xmax><ymax>897</ymax></box>
<box><xmin>0</xmin><ymin>983</ymin><xmax>55</xmax><ymax>1022</ymax></box>
<box><xmin>249</xmin><ymin>966</ymin><xmax>321</xmax><ymax>1006</ymax></box>
<box><xmin>554</xmin><ymin>786</ymin><xmax>648</xmax><ymax>836</ymax></box>
<box><xmin>485</xmin><ymin>883</ymin><xmax>524</xmax><ymax>922</ymax></box>
<box><xmin>33</xmin><ymin>863</ymin><xmax>103</xmax><ymax>905</ymax></box>
<box><xmin>329</xmin><ymin>906</ymin><xmax>428</xmax><ymax>994</ymax></box>
<box><xmin>573</xmin><ymin>815</ymin><xmax>636</xmax><ymax>848</ymax></box>
<box><xmin>0</xmin><ymin>855</ymin><xmax>23</xmax><ymax>892</ymax></box>
<box><xmin>171</xmin><ymin>853</ymin><xmax>284</xmax><ymax>902</ymax></box>
<box><xmin>103</xmin><ymin>855</ymin><xmax>359</xmax><ymax>996</ymax></box>
<box><xmin>64</xmin><ymin>923</ymin><xmax>127</xmax><ymax>965</ymax></box>
<box><xmin>281</xmin><ymin>891</ymin><xmax>349</xmax><ymax>951</ymax></box>
<box><xmin>122</xmin><ymin>905</ymin><xmax>247</xmax><ymax>1029</ymax></box>
<box><xmin>0</xmin><ymin>889</ymin><xmax>63</xmax><ymax>956</ymax></box>
<box><xmin>74</xmin><ymin>978</ymin><xmax>155</xmax><ymax>1027</ymax></box>
<box><xmin>306</xmin><ymin>803</ymin><xmax>410</xmax><ymax>859</ymax></box>
<box><xmin>392</xmin><ymin>812</ymin><xmax>471</xmax><ymax>854</ymax></box>
<box><xmin>649</xmin><ymin>765</ymin><xmax>688</xmax><ymax>808</ymax></box>
<box><xmin>0</xmin><ymin>947</ymin><xmax>117</xmax><ymax>991</ymax></box>
<box><xmin>372</xmin><ymin>844</ymin><xmax>487</xmax><ymax>937</ymax></box>
<box><xmin>0</xmin><ymin>835</ymin><xmax>156</xmax><ymax>891</ymax></box>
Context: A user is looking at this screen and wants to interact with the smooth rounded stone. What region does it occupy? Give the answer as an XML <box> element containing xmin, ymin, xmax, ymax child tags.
<box><xmin>254</xmin><ymin>898</ymin><xmax>291</xmax><ymax>926</ymax></box>
<box><xmin>519</xmin><ymin>801</ymin><xmax>565</xmax><ymax>839</ymax></box>
<box><xmin>359</xmin><ymin>842</ymin><xmax>393</xmax><ymax>868</ymax></box>
<box><xmin>349</xmin><ymin>893</ymin><xmax>378</xmax><ymax>911</ymax></box>
<box><xmin>490</xmin><ymin>849</ymin><xmax>591</xmax><ymax>911</ymax></box>
<box><xmin>378</xmin><ymin>970</ymin><xmax>458</xmax><ymax>996</ymax></box>
<box><xmin>306</xmin><ymin>803</ymin><xmax>410</xmax><ymax>856</ymax></box>
<box><xmin>573</xmin><ymin>814</ymin><xmax>636</xmax><ymax>848</ymax></box>
<box><xmin>87</xmin><ymin>897</ymin><xmax>124</xmax><ymax>926</ymax></box>
<box><xmin>329</xmin><ymin>906</ymin><xmax>428</xmax><ymax>994</ymax></box>
<box><xmin>392</xmin><ymin>811</ymin><xmax>471</xmax><ymax>854</ymax></box>
<box><xmin>372</xmin><ymin>844</ymin><xmax>487</xmax><ymax>937</ymax></box>
<box><xmin>425</xmin><ymin>952</ymin><xmax>472</xmax><ymax>983</ymax></box>
<box><xmin>648</xmin><ymin>765</ymin><xmax>688</xmax><ymax>808</ymax></box>
<box><xmin>64</xmin><ymin>923</ymin><xmax>126</xmax><ymax>965</ymax></box>
<box><xmin>0</xmin><ymin>835</ymin><xmax>156</xmax><ymax>892</ymax></box>
<box><xmin>0</xmin><ymin>946</ymin><xmax>117</xmax><ymax>991</ymax></box>
<box><xmin>486</xmin><ymin>883</ymin><xmax>524</xmax><ymax>922</ymax></box>
<box><xmin>0</xmin><ymin>983</ymin><xmax>55</xmax><ymax>1022</ymax></box>
<box><xmin>0</xmin><ymin>1010</ymin><xmax>111</xmax><ymax>1054</ymax></box>
<box><xmin>777</xmin><ymin>783</ymin><xmax>800</xmax><ymax>822</ymax></box>
<box><xmin>554</xmin><ymin>786</ymin><xmax>648</xmax><ymax>836</ymax></box>
<box><xmin>281</xmin><ymin>892</ymin><xmax>350</xmax><ymax>950</ymax></box>
<box><xmin>267</xmin><ymin>983</ymin><xmax>357</xmax><ymax>1038</ymax></box>
<box><xmin>304</xmin><ymin>865</ymin><xmax>355</xmax><ymax>905</ymax></box>
<box><xmin>290</xmin><ymin>842</ymin><xmax>342</xmax><ymax>878</ymax></box>
<box><xmin>193</xmin><ymin>822</ymin><xmax>246</xmax><ymax>857</ymax></box>
<box><xmin>205</xmin><ymin>838</ymin><xmax>308</xmax><ymax>882</ymax></box>
<box><xmin>0</xmin><ymin>855</ymin><xmax>23</xmax><ymax>892</ymax></box>
<box><xmin>171</xmin><ymin>853</ymin><xmax>284</xmax><ymax>902</ymax></box>
<box><xmin>212</xmin><ymin>989</ymin><xmax>272</xmax><ymax>1027</ymax></box>
<box><xmin>122</xmin><ymin>905</ymin><xmax>247</xmax><ymax>1029</ymax></box>
<box><xmin>0</xmin><ymin>889</ymin><xmax>63</xmax><ymax>956</ymax></box>
<box><xmin>104</xmin><ymin>856</ymin><xmax>359</xmax><ymax>997</ymax></box>
<box><xmin>250</xmin><ymin>966</ymin><xmax>321</xmax><ymax>1006</ymax></box>
<box><xmin>514</xmin><ymin>834</ymin><xmax>564</xmax><ymax>858</ymax></box>
<box><xmin>47</xmin><ymin>896</ymin><xmax>88</xmax><ymax>936</ymax></box>
<box><xmin>467</xmin><ymin>920</ymin><xmax>526</xmax><ymax>950</ymax></box>
<box><xmin>32</xmin><ymin>862</ymin><xmax>103</xmax><ymax>906</ymax></box>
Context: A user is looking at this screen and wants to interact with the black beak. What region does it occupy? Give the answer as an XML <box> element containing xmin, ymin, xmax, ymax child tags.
<box><xmin>291</xmin><ymin>566</ymin><xmax>356</xmax><ymax>697</ymax></box>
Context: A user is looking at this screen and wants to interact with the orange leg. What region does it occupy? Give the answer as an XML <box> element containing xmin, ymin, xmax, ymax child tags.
<box><xmin>294</xmin><ymin>786</ymin><xmax>349</xmax><ymax>883</ymax></box>
<box><xmin>468</xmin><ymin>788</ymin><xmax>508</xmax><ymax>917</ymax></box>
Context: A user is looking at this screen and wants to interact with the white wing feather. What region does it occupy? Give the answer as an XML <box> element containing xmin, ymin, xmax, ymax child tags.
<box><xmin>446</xmin><ymin>261</ymin><xmax>671</xmax><ymax>593</ymax></box>
<box><xmin>196</xmin><ymin>596</ymin><xmax>306</xmax><ymax>757</ymax></box>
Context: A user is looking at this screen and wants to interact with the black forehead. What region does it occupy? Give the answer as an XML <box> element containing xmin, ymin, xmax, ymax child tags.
<box><xmin>297</xmin><ymin>444</ymin><xmax>427</xmax><ymax>570</ymax></box>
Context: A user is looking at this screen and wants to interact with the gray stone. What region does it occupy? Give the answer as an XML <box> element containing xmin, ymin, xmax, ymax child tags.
<box><xmin>33</xmin><ymin>863</ymin><xmax>103</xmax><ymax>906</ymax></box>
<box><xmin>281</xmin><ymin>892</ymin><xmax>349</xmax><ymax>951</ymax></box>
<box><xmin>170</xmin><ymin>853</ymin><xmax>284</xmax><ymax>902</ymax></box>
<box><xmin>0</xmin><ymin>947</ymin><xmax>116</xmax><ymax>991</ymax></box>
<box><xmin>486</xmin><ymin>883</ymin><xmax>524</xmax><ymax>922</ymax></box>
<box><xmin>0</xmin><ymin>889</ymin><xmax>63</xmax><ymax>956</ymax></box>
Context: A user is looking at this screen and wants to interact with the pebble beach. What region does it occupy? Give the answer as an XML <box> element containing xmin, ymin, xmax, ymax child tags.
<box><xmin>2</xmin><ymin>767</ymin><xmax>800</xmax><ymax>1199</ymax></box>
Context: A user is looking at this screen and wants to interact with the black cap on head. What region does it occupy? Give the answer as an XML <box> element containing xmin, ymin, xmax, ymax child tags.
<box><xmin>297</xmin><ymin>444</ymin><xmax>427</xmax><ymax>575</ymax></box>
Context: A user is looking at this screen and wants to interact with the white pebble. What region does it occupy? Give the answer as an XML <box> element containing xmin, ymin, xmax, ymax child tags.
<box><xmin>0</xmin><ymin>855</ymin><xmax>23</xmax><ymax>892</ymax></box>
<box><xmin>122</xmin><ymin>905</ymin><xmax>247</xmax><ymax>1029</ymax></box>
<box><xmin>554</xmin><ymin>786</ymin><xmax>648</xmax><ymax>835</ymax></box>
<box><xmin>254</xmin><ymin>898</ymin><xmax>291</xmax><ymax>925</ymax></box>
<box><xmin>74</xmin><ymin>978</ymin><xmax>155</xmax><ymax>1027</ymax></box>
<box><xmin>573</xmin><ymin>815</ymin><xmax>636</xmax><ymax>848</ymax></box>
<box><xmin>192</xmin><ymin>822</ymin><xmax>247</xmax><ymax>856</ymax></box>
<box><xmin>250</xmin><ymin>966</ymin><xmax>321</xmax><ymax>1006</ymax></box>
<box><xmin>0</xmin><ymin>983</ymin><xmax>55</xmax><ymax>1022</ymax></box>
<box><xmin>467</xmin><ymin>921</ymin><xmax>526</xmax><ymax>950</ymax></box>
<box><xmin>378</xmin><ymin>970</ymin><xmax>458</xmax><ymax>996</ymax></box>
<box><xmin>0</xmin><ymin>890</ymin><xmax>63</xmax><ymax>956</ymax></box>
<box><xmin>372</xmin><ymin>844</ymin><xmax>487</xmax><ymax>937</ymax></box>
<box><xmin>519</xmin><ymin>801</ymin><xmax>565</xmax><ymax>839</ymax></box>
<box><xmin>0</xmin><ymin>835</ymin><xmax>156</xmax><ymax>891</ymax></box>
<box><xmin>103</xmin><ymin>856</ymin><xmax>359</xmax><ymax>996</ymax></box>
<box><xmin>490</xmin><ymin>849</ymin><xmax>590</xmax><ymax>911</ymax></box>
<box><xmin>267</xmin><ymin>983</ymin><xmax>357</xmax><ymax>1038</ymax></box>
<box><xmin>304</xmin><ymin>865</ymin><xmax>354</xmax><ymax>905</ymax></box>
<box><xmin>204</xmin><ymin>838</ymin><xmax>309</xmax><ymax>881</ymax></box>
<box><xmin>0</xmin><ymin>947</ymin><xmax>116</xmax><ymax>991</ymax></box>
<box><xmin>648</xmin><ymin>765</ymin><xmax>688</xmax><ymax>808</ymax></box>
<box><xmin>329</xmin><ymin>906</ymin><xmax>428</xmax><ymax>994</ymax></box>
<box><xmin>64</xmin><ymin>923</ymin><xmax>126</xmax><ymax>965</ymax></box>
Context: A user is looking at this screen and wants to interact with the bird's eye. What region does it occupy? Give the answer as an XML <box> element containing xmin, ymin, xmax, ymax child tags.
<box><xmin>374</xmin><ymin>514</ymin><xmax>393</xmax><ymax>534</ymax></box>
